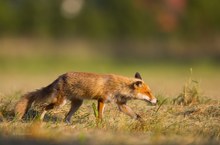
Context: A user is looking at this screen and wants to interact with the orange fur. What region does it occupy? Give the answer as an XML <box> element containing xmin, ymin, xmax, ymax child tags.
<box><xmin>14</xmin><ymin>72</ymin><xmax>157</xmax><ymax>123</ymax></box>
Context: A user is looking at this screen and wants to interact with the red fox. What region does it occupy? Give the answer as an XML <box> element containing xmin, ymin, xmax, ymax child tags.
<box><xmin>14</xmin><ymin>72</ymin><xmax>157</xmax><ymax>123</ymax></box>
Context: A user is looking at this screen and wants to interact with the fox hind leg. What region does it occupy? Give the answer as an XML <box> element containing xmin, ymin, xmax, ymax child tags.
<box><xmin>64</xmin><ymin>99</ymin><xmax>83</xmax><ymax>124</ymax></box>
<box><xmin>40</xmin><ymin>103</ymin><xmax>56</xmax><ymax>120</ymax></box>
<box><xmin>40</xmin><ymin>98</ymin><xmax>67</xmax><ymax>121</ymax></box>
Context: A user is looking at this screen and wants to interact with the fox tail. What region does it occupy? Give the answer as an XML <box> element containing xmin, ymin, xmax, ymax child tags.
<box><xmin>14</xmin><ymin>78</ymin><xmax>60</xmax><ymax>119</ymax></box>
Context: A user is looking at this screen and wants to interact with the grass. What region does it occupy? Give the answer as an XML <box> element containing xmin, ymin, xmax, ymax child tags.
<box><xmin>0</xmin><ymin>76</ymin><xmax>220</xmax><ymax>145</ymax></box>
<box><xmin>0</xmin><ymin>38</ymin><xmax>219</xmax><ymax>144</ymax></box>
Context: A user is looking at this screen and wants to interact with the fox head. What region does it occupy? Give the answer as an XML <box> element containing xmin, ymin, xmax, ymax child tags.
<box><xmin>131</xmin><ymin>72</ymin><xmax>157</xmax><ymax>105</ymax></box>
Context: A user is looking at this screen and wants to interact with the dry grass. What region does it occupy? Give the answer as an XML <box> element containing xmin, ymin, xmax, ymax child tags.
<box><xmin>0</xmin><ymin>78</ymin><xmax>220</xmax><ymax>145</ymax></box>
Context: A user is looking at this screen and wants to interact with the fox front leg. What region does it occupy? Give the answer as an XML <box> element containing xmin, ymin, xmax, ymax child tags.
<box><xmin>97</xmin><ymin>99</ymin><xmax>105</xmax><ymax>120</ymax></box>
<box><xmin>117</xmin><ymin>103</ymin><xmax>142</xmax><ymax>121</ymax></box>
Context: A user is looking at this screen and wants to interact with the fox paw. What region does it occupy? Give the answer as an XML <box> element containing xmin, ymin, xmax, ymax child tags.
<box><xmin>64</xmin><ymin>119</ymin><xmax>72</xmax><ymax>125</ymax></box>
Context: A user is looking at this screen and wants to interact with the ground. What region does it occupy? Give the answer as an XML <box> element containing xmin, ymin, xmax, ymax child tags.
<box><xmin>0</xmin><ymin>41</ymin><xmax>220</xmax><ymax>144</ymax></box>
<box><xmin>0</xmin><ymin>70</ymin><xmax>220</xmax><ymax>145</ymax></box>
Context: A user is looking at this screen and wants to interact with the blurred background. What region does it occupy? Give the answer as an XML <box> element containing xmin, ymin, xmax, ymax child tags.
<box><xmin>0</xmin><ymin>0</ymin><xmax>219</xmax><ymax>98</ymax></box>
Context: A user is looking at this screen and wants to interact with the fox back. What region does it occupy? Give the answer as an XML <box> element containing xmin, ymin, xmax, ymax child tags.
<box><xmin>59</xmin><ymin>72</ymin><xmax>156</xmax><ymax>104</ymax></box>
<box><xmin>14</xmin><ymin>72</ymin><xmax>157</xmax><ymax>122</ymax></box>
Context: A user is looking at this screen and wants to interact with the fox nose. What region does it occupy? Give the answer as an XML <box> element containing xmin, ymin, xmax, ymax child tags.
<box><xmin>150</xmin><ymin>98</ymin><xmax>157</xmax><ymax>105</ymax></box>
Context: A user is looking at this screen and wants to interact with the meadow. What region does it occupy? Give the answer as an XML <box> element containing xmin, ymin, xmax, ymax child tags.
<box><xmin>0</xmin><ymin>39</ymin><xmax>220</xmax><ymax>145</ymax></box>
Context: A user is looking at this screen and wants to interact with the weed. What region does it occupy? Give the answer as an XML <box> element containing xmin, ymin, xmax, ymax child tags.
<box><xmin>92</xmin><ymin>103</ymin><xmax>98</xmax><ymax>118</ymax></box>
<box><xmin>173</xmin><ymin>68</ymin><xmax>203</xmax><ymax>106</ymax></box>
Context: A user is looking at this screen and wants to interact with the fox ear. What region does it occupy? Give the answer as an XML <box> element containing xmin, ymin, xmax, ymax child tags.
<box><xmin>135</xmin><ymin>72</ymin><xmax>142</xmax><ymax>80</ymax></box>
<box><xmin>133</xmin><ymin>81</ymin><xmax>143</xmax><ymax>89</ymax></box>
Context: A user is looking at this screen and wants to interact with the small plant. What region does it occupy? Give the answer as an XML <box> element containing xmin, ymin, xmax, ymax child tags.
<box><xmin>173</xmin><ymin>68</ymin><xmax>202</xmax><ymax>106</ymax></box>
<box><xmin>92</xmin><ymin>103</ymin><xmax>98</xmax><ymax>118</ymax></box>
<box><xmin>155</xmin><ymin>98</ymin><xmax>167</xmax><ymax>113</ymax></box>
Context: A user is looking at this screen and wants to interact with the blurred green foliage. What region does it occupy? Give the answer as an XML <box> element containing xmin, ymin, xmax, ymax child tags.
<box><xmin>0</xmin><ymin>0</ymin><xmax>220</xmax><ymax>62</ymax></box>
<box><xmin>0</xmin><ymin>0</ymin><xmax>220</xmax><ymax>38</ymax></box>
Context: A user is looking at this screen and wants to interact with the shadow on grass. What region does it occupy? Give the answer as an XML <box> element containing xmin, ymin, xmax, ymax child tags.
<box><xmin>0</xmin><ymin>109</ymin><xmax>63</xmax><ymax>123</ymax></box>
<box><xmin>0</xmin><ymin>133</ymin><xmax>220</xmax><ymax>145</ymax></box>
<box><xmin>24</xmin><ymin>109</ymin><xmax>63</xmax><ymax>123</ymax></box>
<box><xmin>0</xmin><ymin>137</ymin><xmax>82</xmax><ymax>145</ymax></box>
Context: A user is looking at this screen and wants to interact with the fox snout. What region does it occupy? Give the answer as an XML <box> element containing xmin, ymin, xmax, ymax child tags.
<box><xmin>145</xmin><ymin>94</ymin><xmax>157</xmax><ymax>105</ymax></box>
<box><xmin>150</xmin><ymin>98</ymin><xmax>157</xmax><ymax>105</ymax></box>
<box><xmin>136</xmin><ymin>93</ymin><xmax>157</xmax><ymax>105</ymax></box>
<box><xmin>148</xmin><ymin>93</ymin><xmax>157</xmax><ymax>105</ymax></box>
<box><xmin>146</xmin><ymin>97</ymin><xmax>157</xmax><ymax>106</ymax></box>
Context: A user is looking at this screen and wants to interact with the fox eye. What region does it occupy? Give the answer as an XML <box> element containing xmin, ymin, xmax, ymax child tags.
<box><xmin>133</xmin><ymin>81</ymin><xmax>143</xmax><ymax>88</ymax></box>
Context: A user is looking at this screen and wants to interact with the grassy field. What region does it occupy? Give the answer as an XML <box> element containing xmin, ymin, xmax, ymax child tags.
<box><xmin>0</xmin><ymin>39</ymin><xmax>220</xmax><ymax>145</ymax></box>
<box><xmin>0</xmin><ymin>80</ymin><xmax>220</xmax><ymax>145</ymax></box>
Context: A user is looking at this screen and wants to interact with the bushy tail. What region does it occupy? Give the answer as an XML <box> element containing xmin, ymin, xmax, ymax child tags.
<box><xmin>14</xmin><ymin>78</ymin><xmax>60</xmax><ymax>119</ymax></box>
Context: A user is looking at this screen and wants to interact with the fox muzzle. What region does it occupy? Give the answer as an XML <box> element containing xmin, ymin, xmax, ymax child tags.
<box><xmin>150</xmin><ymin>98</ymin><xmax>157</xmax><ymax>105</ymax></box>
